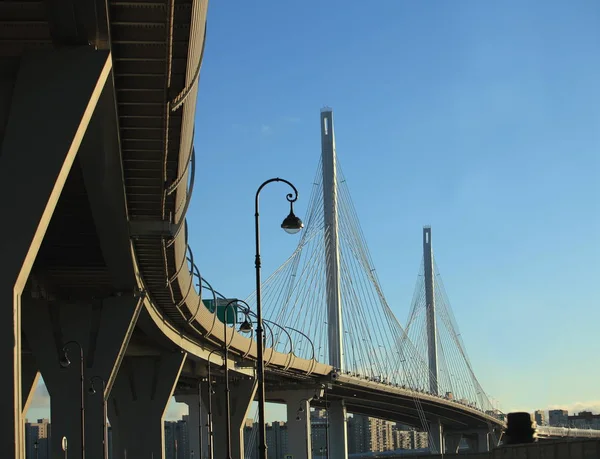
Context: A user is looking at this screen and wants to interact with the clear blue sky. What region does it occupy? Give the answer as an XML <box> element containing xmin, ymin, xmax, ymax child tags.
<box><xmin>27</xmin><ymin>1</ymin><xmax>599</xmax><ymax>423</ymax></box>
<box><xmin>188</xmin><ymin>0</ymin><xmax>600</xmax><ymax>417</ymax></box>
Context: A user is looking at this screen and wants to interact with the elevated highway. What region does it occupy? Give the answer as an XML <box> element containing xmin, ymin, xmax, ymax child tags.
<box><xmin>1</xmin><ymin>1</ymin><xmax>506</xmax><ymax>459</ymax></box>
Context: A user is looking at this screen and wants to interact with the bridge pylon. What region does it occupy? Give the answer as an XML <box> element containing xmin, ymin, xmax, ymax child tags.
<box><xmin>320</xmin><ymin>108</ymin><xmax>348</xmax><ymax>459</ymax></box>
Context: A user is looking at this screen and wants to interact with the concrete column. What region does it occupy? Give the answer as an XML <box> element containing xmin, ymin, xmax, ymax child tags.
<box><xmin>428</xmin><ymin>421</ymin><xmax>443</xmax><ymax>454</ymax></box>
<box><xmin>477</xmin><ymin>430</ymin><xmax>490</xmax><ymax>452</ymax></box>
<box><xmin>109</xmin><ymin>352</ymin><xmax>187</xmax><ymax>459</ymax></box>
<box><xmin>22</xmin><ymin>297</ymin><xmax>141</xmax><ymax>459</ymax></box>
<box><xmin>203</xmin><ymin>377</ymin><xmax>256</xmax><ymax>459</ymax></box>
<box><xmin>464</xmin><ymin>429</ymin><xmax>489</xmax><ymax>453</ymax></box>
<box><xmin>176</xmin><ymin>391</ymin><xmax>209</xmax><ymax>459</ymax></box>
<box><xmin>284</xmin><ymin>392</ymin><xmax>314</xmax><ymax>459</ymax></box>
<box><xmin>0</xmin><ymin>47</ymin><xmax>111</xmax><ymax>458</ymax></box>
<box><xmin>444</xmin><ymin>433</ymin><xmax>461</xmax><ymax>453</ymax></box>
<box><xmin>329</xmin><ymin>400</ymin><xmax>348</xmax><ymax>459</ymax></box>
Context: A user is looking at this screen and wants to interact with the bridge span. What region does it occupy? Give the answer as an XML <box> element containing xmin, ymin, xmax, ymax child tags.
<box><xmin>0</xmin><ymin>2</ymin><xmax>561</xmax><ymax>459</ymax></box>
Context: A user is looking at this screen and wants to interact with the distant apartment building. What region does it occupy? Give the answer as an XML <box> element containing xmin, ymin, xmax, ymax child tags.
<box><xmin>165</xmin><ymin>417</ymin><xmax>190</xmax><ymax>459</ymax></box>
<box><xmin>25</xmin><ymin>419</ymin><xmax>50</xmax><ymax>459</ymax></box>
<box><xmin>348</xmin><ymin>414</ymin><xmax>370</xmax><ymax>453</ymax></box>
<box><xmin>245</xmin><ymin>413</ymin><xmax>430</xmax><ymax>457</ymax></box>
<box><xmin>549</xmin><ymin>409</ymin><xmax>569</xmax><ymax>426</ymax></box>
<box><xmin>534</xmin><ymin>410</ymin><xmax>547</xmax><ymax>426</ymax></box>
<box><xmin>266</xmin><ymin>421</ymin><xmax>288</xmax><ymax>459</ymax></box>
<box><xmin>568</xmin><ymin>411</ymin><xmax>600</xmax><ymax>430</ymax></box>
<box><xmin>392</xmin><ymin>425</ymin><xmax>428</xmax><ymax>450</ymax></box>
<box><xmin>243</xmin><ymin>419</ymin><xmax>258</xmax><ymax>459</ymax></box>
<box><xmin>311</xmin><ymin>417</ymin><xmax>328</xmax><ymax>455</ymax></box>
<box><xmin>347</xmin><ymin>414</ymin><xmax>426</xmax><ymax>453</ymax></box>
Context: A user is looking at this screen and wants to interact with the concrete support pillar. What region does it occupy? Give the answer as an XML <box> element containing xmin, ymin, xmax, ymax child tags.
<box><xmin>283</xmin><ymin>391</ymin><xmax>314</xmax><ymax>459</ymax></box>
<box><xmin>22</xmin><ymin>297</ymin><xmax>141</xmax><ymax>459</ymax></box>
<box><xmin>477</xmin><ymin>430</ymin><xmax>490</xmax><ymax>452</ymax></box>
<box><xmin>0</xmin><ymin>47</ymin><xmax>111</xmax><ymax>458</ymax></box>
<box><xmin>329</xmin><ymin>400</ymin><xmax>348</xmax><ymax>459</ymax></box>
<box><xmin>429</xmin><ymin>421</ymin><xmax>443</xmax><ymax>454</ymax></box>
<box><xmin>444</xmin><ymin>433</ymin><xmax>461</xmax><ymax>453</ymax></box>
<box><xmin>109</xmin><ymin>352</ymin><xmax>187</xmax><ymax>459</ymax></box>
<box><xmin>203</xmin><ymin>378</ymin><xmax>256</xmax><ymax>459</ymax></box>
<box><xmin>465</xmin><ymin>429</ymin><xmax>489</xmax><ymax>453</ymax></box>
<box><xmin>176</xmin><ymin>391</ymin><xmax>209</xmax><ymax>459</ymax></box>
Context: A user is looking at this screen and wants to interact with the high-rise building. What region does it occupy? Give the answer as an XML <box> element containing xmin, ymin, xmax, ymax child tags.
<box><xmin>534</xmin><ymin>410</ymin><xmax>546</xmax><ymax>426</ymax></box>
<box><xmin>347</xmin><ymin>414</ymin><xmax>410</xmax><ymax>453</ymax></box>
<box><xmin>243</xmin><ymin>419</ymin><xmax>258</xmax><ymax>459</ymax></box>
<box><xmin>165</xmin><ymin>417</ymin><xmax>190</xmax><ymax>459</ymax></box>
<box><xmin>348</xmin><ymin>415</ymin><xmax>369</xmax><ymax>453</ymax></box>
<box><xmin>266</xmin><ymin>421</ymin><xmax>288</xmax><ymax>459</ymax></box>
<box><xmin>568</xmin><ymin>411</ymin><xmax>600</xmax><ymax>429</ymax></box>
<box><xmin>311</xmin><ymin>417</ymin><xmax>328</xmax><ymax>455</ymax></box>
<box><xmin>549</xmin><ymin>409</ymin><xmax>569</xmax><ymax>427</ymax></box>
<box><xmin>25</xmin><ymin>419</ymin><xmax>50</xmax><ymax>459</ymax></box>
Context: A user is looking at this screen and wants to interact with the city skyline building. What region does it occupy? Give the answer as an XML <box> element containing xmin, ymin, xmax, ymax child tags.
<box><xmin>549</xmin><ymin>409</ymin><xmax>570</xmax><ymax>427</ymax></box>
<box><xmin>534</xmin><ymin>410</ymin><xmax>547</xmax><ymax>426</ymax></box>
<box><xmin>568</xmin><ymin>411</ymin><xmax>600</xmax><ymax>430</ymax></box>
<box><xmin>24</xmin><ymin>419</ymin><xmax>50</xmax><ymax>459</ymax></box>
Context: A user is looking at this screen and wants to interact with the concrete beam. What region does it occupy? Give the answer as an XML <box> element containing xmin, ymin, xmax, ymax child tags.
<box><xmin>22</xmin><ymin>296</ymin><xmax>142</xmax><ymax>459</ymax></box>
<box><xmin>329</xmin><ymin>400</ymin><xmax>349</xmax><ymax>459</ymax></box>
<box><xmin>109</xmin><ymin>352</ymin><xmax>187</xmax><ymax>459</ymax></box>
<box><xmin>429</xmin><ymin>420</ymin><xmax>443</xmax><ymax>454</ymax></box>
<box><xmin>0</xmin><ymin>47</ymin><xmax>111</xmax><ymax>459</ymax></box>
<box><xmin>78</xmin><ymin>69</ymin><xmax>137</xmax><ymax>293</ymax></box>
<box><xmin>284</xmin><ymin>390</ymin><xmax>315</xmax><ymax>459</ymax></box>
<box><xmin>202</xmin><ymin>377</ymin><xmax>256</xmax><ymax>459</ymax></box>
<box><xmin>444</xmin><ymin>432</ymin><xmax>461</xmax><ymax>454</ymax></box>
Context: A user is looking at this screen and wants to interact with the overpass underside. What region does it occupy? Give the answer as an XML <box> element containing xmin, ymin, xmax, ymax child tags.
<box><xmin>0</xmin><ymin>1</ymin><xmax>211</xmax><ymax>458</ymax></box>
<box><xmin>0</xmin><ymin>2</ymin><xmax>506</xmax><ymax>459</ymax></box>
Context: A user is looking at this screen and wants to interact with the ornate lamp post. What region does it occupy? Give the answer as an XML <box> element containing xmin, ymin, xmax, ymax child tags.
<box><xmin>60</xmin><ymin>341</ymin><xmax>85</xmax><ymax>459</ymax></box>
<box><xmin>205</xmin><ymin>349</ymin><xmax>220</xmax><ymax>459</ymax></box>
<box><xmin>254</xmin><ymin>178</ymin><xmax>303</xmax><ymax>459</ymax></box>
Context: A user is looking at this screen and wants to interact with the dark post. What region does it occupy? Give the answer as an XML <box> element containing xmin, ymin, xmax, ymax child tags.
<box><xmin>206</xmin><ymin>350</ymin><xmax>220</xmax><ymax>459</ymax></box>
<box><xmin>223</xmin><ymin>300</ymin><xmax>240</xmax><ymax>459</ymax></box>
<box><xmin>60</xmin><ymin>341</ymin><xmax>85</xmax><ymax>459</ymax></box>
<box><xmin>254</xmin><ymin>178</ymin><xmax>303</xmax><ymax>459</ymax></box>
<box><xmin>89</xmin><ymin>376</ymin><xmax>108</xmax><ymax>459</ymax></box>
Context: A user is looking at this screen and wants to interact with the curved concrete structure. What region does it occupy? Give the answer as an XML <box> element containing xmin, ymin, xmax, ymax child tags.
<box><xmin>0</xmin><ymin>1</ymin><xmax>505</xmax><ymax>458</ymax></box>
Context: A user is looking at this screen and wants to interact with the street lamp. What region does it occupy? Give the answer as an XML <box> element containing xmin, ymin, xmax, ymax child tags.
<box><xmin>222</xmin><ymin>300</ymin><xmax>252</xmax><ymax>459</ymax></box>
<box><xmin>255</xmin><ymin>178</ymin><xmax>303</xmax><ymax>459</ymax></box>
<box><xmin>34</xmin><ymin>440</ymin><xmax>38</xmax><ymax>459</ymax></box>
<box><xmin>60</xmin><ymin>341</ymin><xmax>85</xmax><ymax>459</ymax></box>
<box><xmin>206</xmin><ymin>349</ymin><xmax>220</xmax><ymax>459</ymax></box>
<box><xmin>88</xmin><ymin>376</ymin><xmax>108</xmax><ymax>459</ymax></box>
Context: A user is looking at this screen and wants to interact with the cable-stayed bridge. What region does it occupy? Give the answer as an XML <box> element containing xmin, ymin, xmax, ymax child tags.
<box><xmin>2</xmin><ymin>3</ymin><xmax>598</xmax><ymax>459</ymax></box>
<box><xmin>239</xmin><ymin>109</ymin><xmax>502</xmax><ymax>456</ymax></box>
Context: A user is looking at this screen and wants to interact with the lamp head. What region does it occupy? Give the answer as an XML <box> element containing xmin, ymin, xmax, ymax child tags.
<box><xmin>281</xmin><ymin>209</ymin><xmax>303</xmax><ymax>234</ymax></box>
<box><xmin>88</xmin><ymin>386</ymin><xmax>97</xmax><ymax>395</ymax></box>
<box><xmin>298</xmin><ymin>406</ymin><xmax>305</xmax><ymax>413</ymax></box>
<box><xmin>296</xmin><ymin>415</ymin><xmax>301</xmax><ymax>421</ymax></box>
<box><xmin>59</xmin><ymin>353</ymin><xmax>71</xmax><ymax>369</ymax></box>
<box><xmin>239</xmin><ymin>318</ymin><xmax>253</xmax><ymax>333</ymax></box>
